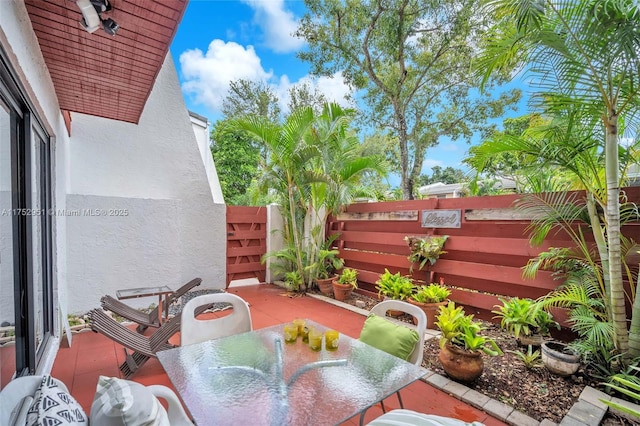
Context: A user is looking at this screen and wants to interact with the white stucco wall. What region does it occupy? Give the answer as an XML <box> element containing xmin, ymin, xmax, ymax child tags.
<box><xmin>190</xmin><ymin>112</ymin><xmax>225</xmax><ymax>204</ymax></box>
<box><xmin>1</xmin><ymin>3</ymin><xmax>227</xmax><ymax>374</ymax></box>
<box><xmin>66</xmin><ymin>55</ymin><xmax>227</xmax><ymax>312</ymax></box>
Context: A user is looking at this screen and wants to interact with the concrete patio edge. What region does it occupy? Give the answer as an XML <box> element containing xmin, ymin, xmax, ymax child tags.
<box><xmin>306</xmin><ymin>292</ymin><xmax>618</xmax><ymax>426</ymax></box>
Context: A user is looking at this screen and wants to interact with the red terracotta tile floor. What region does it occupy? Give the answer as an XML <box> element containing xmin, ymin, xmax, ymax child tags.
<box><xmin>52</xmin><ymin>284</ymin><xmax>507</xmax><ymax>425</ymax></box>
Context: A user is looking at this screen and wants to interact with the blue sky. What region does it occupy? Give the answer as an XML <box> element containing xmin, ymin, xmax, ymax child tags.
<box><xmin>169</xmin><ymin>1</ymin><xmax>530</xmax><ymax>184</ymax></box>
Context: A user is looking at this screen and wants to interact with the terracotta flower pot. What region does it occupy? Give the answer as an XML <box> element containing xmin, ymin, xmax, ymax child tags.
<box><xmin>316</xmin><ymin>276</ymin><xmax>337</xmax><ymax>296</ymax></box>
<box><xmin>382</xmin><ymin>297</ymin><xmax>406</xmax><ymax>317</ymax></box>
<box><xmin>407</xmin><ymin>298</ymin><xmax>447</xmax><ymax>329</ymax></box>
<box><xmin>541</xmin><ymin>341</ymin><xmax>580</xmax><ymax>377</ymax></box>
<box><xmin>332</xmin><ymin>280</ymin><xmax>354</xmax><ymax>301</ymax></box>
<box><xmin>438</xmin><ymin>343</ymin><xmax>484</xmax><ymax>382</ymax></box>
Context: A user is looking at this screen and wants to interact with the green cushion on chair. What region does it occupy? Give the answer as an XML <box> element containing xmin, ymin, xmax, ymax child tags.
<box><xmin>359</xmin><ymin>313</ymin><xmax>420</xmax><ymax>361</ymax></box>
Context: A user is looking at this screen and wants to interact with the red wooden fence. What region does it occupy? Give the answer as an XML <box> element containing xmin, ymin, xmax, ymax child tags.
<box><xmin>328</xmin><ymin>188</ymin><xmax>640</xmax><ymax>315</ymax></box>
<box><xmin>226</xmin><ymin>206</ymin><xmax>267</xmax><ymax>287</ymax></box>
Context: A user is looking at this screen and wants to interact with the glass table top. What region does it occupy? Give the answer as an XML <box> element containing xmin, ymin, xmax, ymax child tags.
<box><xmin>116</xmin><ymin>285</ymin><xmax>173</xmax><ymax>299</ymax></box>
<box><xmin>158</xmin><ymin>320</ymin><xmax>427</xmax><ymax>426</ymax></box>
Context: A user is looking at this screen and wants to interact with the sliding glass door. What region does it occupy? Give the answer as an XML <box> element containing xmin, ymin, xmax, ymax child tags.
<box><xmin>0</xmin><ymin>48</ymin><xmax>54</xmax><ymax>387</ymax></box>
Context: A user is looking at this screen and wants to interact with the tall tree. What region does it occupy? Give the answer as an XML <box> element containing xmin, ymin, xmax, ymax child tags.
<box><xmin>416</xmin><ymin>166</ymin><xmax>467</xmax><ymax>186</ymax></box>
<box><xmin>211</xmin><ymin>120</ymin><xmax>263</xmax><ymax>205</ymax></box>
<box><xmin>296</xmin><ymin>0</ymin><xmax>520</xmax><ymax>199</ymax></box>
<box><xmin>222</xmin><ymin>79</ymin><xmax>281</xmax><ymax>123</ymax></box>
<box><xmin>211</xmin><ymin>79</ymin><xmax>282</xmax><ymax>205</ymax></box>
<box><xmin>287</xmin><ymin>82</ymin><xmax>329</xmax><ymax>115</ymax></box>
<box><xmin>477</xmin><ymin>0</ymin><xmax>640</xmax><ymax>356</ymax></box>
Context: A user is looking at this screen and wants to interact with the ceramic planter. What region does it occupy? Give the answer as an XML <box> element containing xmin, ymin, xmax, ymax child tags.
<box><xmin>438</xmin><ymin>343</ymin><xmax>484</xmax><ymax>382</ymax></box>
<box><xmin>332</xmin><ymin>280</ymin><xmax>354</xmax><ymax>301</ymax></box>
<box><xmin>407</xmin><ymin>298</ymin><xmax>447</xmax><ymax>329</ymax></box>
<box><xmin>316</xmin><ymin>276</ymin><xmax>337</xmax><ymax>297</ymax></box>
<box><xmin>541</xmin><ymin>341</ymin><xmax>580</xmax><ymax>376</ymax></box>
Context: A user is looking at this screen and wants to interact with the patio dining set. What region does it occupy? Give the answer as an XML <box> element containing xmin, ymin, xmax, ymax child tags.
<box><xmin>1</xmin><ymin>278</ymin><xmax>485</xmax><ymax>426</ymax></box>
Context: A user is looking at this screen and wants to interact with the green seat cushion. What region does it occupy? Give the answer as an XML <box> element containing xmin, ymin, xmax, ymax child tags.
<box><xmin>359</xmin><ymin>313</ymin><xmax>419</xmax><ymax>361</ymax></box>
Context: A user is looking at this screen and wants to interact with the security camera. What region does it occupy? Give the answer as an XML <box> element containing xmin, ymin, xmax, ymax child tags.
<box><xmin>77</xmin><ymin>0</ymin><xmax>119</xmax><ymax>35</ymax></box>
<box><xmin>102</xmin><ymin>18</ymin><xmax>119</xmax><ymax>36</ymax></box>
<box><xmin>76</xmin><ymin>0</ymin><xmax>100</xmax><ymax>33</ymax></box>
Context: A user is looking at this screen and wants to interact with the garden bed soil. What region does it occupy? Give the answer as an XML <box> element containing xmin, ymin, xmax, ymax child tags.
<box><xmin>320</xmin><ymin>290</ymin><xmax>638</xmax><ymax>425</ymax></box>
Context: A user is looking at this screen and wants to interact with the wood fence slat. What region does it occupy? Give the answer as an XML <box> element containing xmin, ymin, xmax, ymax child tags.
<box><xmin>227</xmin><ymin>262</ymin><xmax>266</xmax><ymax>274</ymax></box>
<box><xmin>226</xmin><ymin>206</ymin><xmax>267</xmax><ymax>287</ymax></box>
<box><xmin>328</xmin><ymin>189</ymin><xmax>640</xmax><ymax>316</ymax></box>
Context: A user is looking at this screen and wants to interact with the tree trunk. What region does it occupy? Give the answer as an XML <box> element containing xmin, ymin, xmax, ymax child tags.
<box><xmin>396</xmin><ymin>107</ymin><xmax>413</xmax><ymax>200</ymax></box>
<box><xmin>604</xmin><ymin>112</ymin><xmax>629</xmax><ymax>355</ymax></box>
<box><xmin>585</xmin><ymin>192</ymin><xmax>611</xmax><ymax>318</ymax></box>
<box><xmin>629</xmin><ymin>268</ymin><xmax>640</xmax><ymax>357</ymax></box>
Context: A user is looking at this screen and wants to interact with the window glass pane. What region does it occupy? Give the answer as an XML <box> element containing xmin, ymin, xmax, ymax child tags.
<box><xmin>0</xmin><ymin>99</ymin><xmax>15</xmax><ymax>387</ymax></box>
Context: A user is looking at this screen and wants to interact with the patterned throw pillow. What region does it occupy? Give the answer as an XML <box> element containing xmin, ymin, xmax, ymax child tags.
<box><xmin>90</xmin><ymin>376</ymin><xmax>169</xmax><ymax>426</ymax></box>
<box><xmin>26</xmin><ymin>375</ymin><xmax>88</xmax><ymax>425</ymax></box>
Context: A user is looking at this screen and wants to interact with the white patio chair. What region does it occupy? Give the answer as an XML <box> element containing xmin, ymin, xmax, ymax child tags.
<box><xmin>180</xmin><ymin>292</ymin><xmax>253</xmax><ymax>346</ymax></box>
<box><xmin>367</xmin><ymin>409</ymin><xmax>485</xmax><ymax>425</ymax></box>
<box><xmin>362</xmin><ymin>300</ymin><xmax>427</xmax><ymax>419</ymax></box>
<box><xmin>370</xmin><ymin>299</ymin><xmax>427</xmax><ymax>367</ymax></box>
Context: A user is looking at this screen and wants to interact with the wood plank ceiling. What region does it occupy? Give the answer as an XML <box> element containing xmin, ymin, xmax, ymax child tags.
<box><xmin>24</xmin><ymin>0</ymin><xmax>188</xmax><ymax>124</ymax></box>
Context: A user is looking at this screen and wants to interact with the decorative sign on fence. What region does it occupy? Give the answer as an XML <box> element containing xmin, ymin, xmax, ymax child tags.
<box><xmin>421</xmin><ymin>209</ymin><xmax>461</xmax><ymax>228</ymax></box>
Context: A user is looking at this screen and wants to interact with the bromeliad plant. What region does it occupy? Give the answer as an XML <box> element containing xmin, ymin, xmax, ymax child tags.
<box><xmin>436</xmin><ymin>302</ymin><xmax>503</xmax><ymax>356</ymax></box>
<box><xmin>492</xmin><ymin>297</ymin><xmax>559</xmax><ymax>339</ymax></box>
<box><xmin>405</xmin><ymin>235</ymin><xmax>448</xmax><ymax>273</ymax></box>
<box><xmin>412</xmin><ymin>283</ymin><xmax>451</xmax><ymax>304</ymax></box>
<box><xmin>375</xmin><ymin>269</ymin><xmax>414</xmax><ymax>301</ymax></box>
<box><xmin>337</xmin><ymin>267</ymin><xmax>358</xmax><ymax>289</ymax></box>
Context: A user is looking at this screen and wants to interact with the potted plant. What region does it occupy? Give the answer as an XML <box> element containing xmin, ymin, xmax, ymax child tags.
<box><xmin>407</xmin><ymin>283</ymin><xmax>451</xmax><ymax>329</ymax></box>
<box><xmin>540</xmin><ymin>341</ymin><xmax>580</xmax><ymax>376</ymax></box>
<box><xmin>405</xmin><ymin>235</ymin><xmax>448</xmax><ymax>283</ymax></box>
<box><xmin>332</xmin><ymin>268</ymin><xmax>358</xmax><ymax>301</ymax></box>
<box><xmin>492</xmin><ymin>297</ymin><xmax>559</xmax><ymax>346</ymax></box>
<box><xmin>284</xmin><ymin>270</ymin><xmax>304</xmax><ymax>292</ymax></box>
<box><xmin>375</xmin><ymin>269</ymin><xmax>415</xmax><ymax>316</ymax></box>
<box><xmin>314</xmin><ymin>247</ymin><xmax>345</xmax><ymax>296</ymax></box>
<box><xmin>435</xmin><ymin>301</ymin><xmax>503</xmax><ymax>382</ymax></box>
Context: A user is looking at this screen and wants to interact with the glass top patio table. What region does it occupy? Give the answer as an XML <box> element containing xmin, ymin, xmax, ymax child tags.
<box><xmin>157</xmin><ymin>320</ymin><xmax>427</xmax><ymax>426</ymax></box>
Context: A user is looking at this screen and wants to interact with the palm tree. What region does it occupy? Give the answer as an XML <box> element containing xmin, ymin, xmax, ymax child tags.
<box><xmin>477</xmin><ymin>0</ymin><xmax>640</xmax><ymax>355</ymax></box>
<box><xmin>235</xmin><ymin>107</ymin><xmax>318</xmax><ymax>282</ymax></box>
<box><xmin>235</xmin><ymin>103</ymin><xmax>385</xmax><ymax>289</ymax></box>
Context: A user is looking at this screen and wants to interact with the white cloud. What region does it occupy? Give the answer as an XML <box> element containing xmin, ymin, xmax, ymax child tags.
<box><xmin>421</xmin><ymin>159</ymin><xmax>443</xmax><ymax>174</ymax></box>
<box><xmin>241</xmin><ymin>0</ymin><xmax>305</xmax><ymax>53</ymax></box>
<box><xmin>275</xmin><ymin>72</ymin><xmax>353</xmax><ymax>114</ymax></box>
<box><xmin>179</xmin><ymin>40</ymin><xmax>272</xmax><ymax>113</ymax></box>
<box><xmin>179</xmin><ymin>40</ymin><xmax>352</xmax><ymax>116</ymax></box>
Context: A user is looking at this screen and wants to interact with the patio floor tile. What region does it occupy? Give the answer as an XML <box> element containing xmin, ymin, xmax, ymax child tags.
<box><xmin>55</xmin><ymin>283</ymin><xmax>507</xmax><ymax>425</ymax></box>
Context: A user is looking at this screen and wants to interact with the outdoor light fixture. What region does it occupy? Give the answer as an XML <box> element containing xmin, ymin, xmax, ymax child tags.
<box><xmin>76</xmin><ymin>0</ymin><xmax>119</xmax><ymax>36</ymax></box>
<box><xmin>102</xmin><ymin>18</ymin><xmax>119</xmax><ymax>36</ymax></box>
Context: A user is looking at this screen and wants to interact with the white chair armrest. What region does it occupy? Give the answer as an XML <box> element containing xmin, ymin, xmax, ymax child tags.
<box><xmin>146</xmin><ymin>384</ymin><xmax>192</xmax><ymax>425</ymax></box>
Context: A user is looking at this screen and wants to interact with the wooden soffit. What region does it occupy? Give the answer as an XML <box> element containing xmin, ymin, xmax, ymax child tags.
<box><xmin>24</xmin><ymin>0</ymin><xmax>188</xmax><ymax>124</ymax></box>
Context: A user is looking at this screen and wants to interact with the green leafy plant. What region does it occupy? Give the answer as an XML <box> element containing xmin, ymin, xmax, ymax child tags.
<box><xmin>507</xmin><ymin>345</ymin><xmax>544</xmax><ymax>369</ymax></box>
<box><xmin>315</xmin><ymin>247</ymin><xmax>344</xmax><ymax>280</ymax></box>
<box><xmin>405</xmin><ymin>235</ymin><xmax>448</xmax><ymax>273</ymax></box>
<box><xmin>492</xmin><ymin>297</ymin><xmax>559</xmax><ymax>339</ymax></box>
<box><xmin>600</xmin><ymin>366</ymin><xmax>640</xmax><ymax>420</ymax></box>
<box><xmin>436</xmin><ymin>301</ymin><xmax>503</xmax><ymax>356</ymax></box>
<box><xmin>375</xmin><ymin>269</ymin><xmax>414</xmax><ymax>301</ymax></box>
<box><xmin>412</xmin><ymin>283</ymin><xmax>451</xmax><ymax>303</ymax></box>
<box><xmin>284</xmin><ymin>270</ymin><xmax>304</xmax><ymax>291</ymax></box>
<box><xmin>337</xmin><ymin>268</ymin><xmax>358</xmax><ymax>289</ymax></box>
